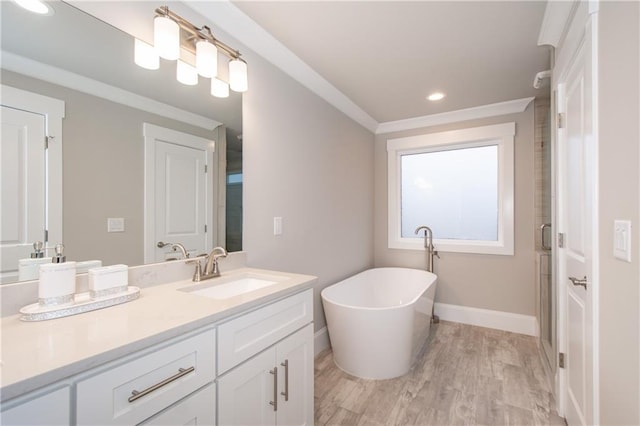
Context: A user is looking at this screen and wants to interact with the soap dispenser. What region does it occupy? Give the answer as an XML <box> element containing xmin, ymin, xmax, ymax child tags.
<box><xmin>38</xmin><ymin>244</ymin><xmax>77</xmax><ymax>306</ymax></box>
<box><xmin>30</xmin><ymin>241</ymin><xmax>45</xmax><ymax>258</ymax></box>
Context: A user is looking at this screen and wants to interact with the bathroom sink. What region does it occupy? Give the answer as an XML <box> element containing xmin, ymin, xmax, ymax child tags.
<box><xmin>179</xmin><ymin>272</ymin><xmax>288</xmax><ymax>300</ymax></box>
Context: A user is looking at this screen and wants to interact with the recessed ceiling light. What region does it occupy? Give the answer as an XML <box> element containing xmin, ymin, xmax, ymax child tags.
<box><xmin>427</xmin><ymin>92</ymin><xmax>446</xmax><ymax>101</ymax></box>
<box><xmin>12</xmin><ymin>0</ymin><xmax>53</xmax><ymax>15</ymax></box>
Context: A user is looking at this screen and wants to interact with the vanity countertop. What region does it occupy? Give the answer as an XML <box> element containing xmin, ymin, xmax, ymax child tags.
<box><xmin>0</xmin><ymin>267</ymin><xmax>317</xmax><ymax>401</ymax></box>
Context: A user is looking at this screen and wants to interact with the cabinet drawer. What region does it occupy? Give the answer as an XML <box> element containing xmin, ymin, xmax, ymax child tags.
<box><xmin>141</xmin><ymin>383</ymin><xmax>215</xmax><ymax>426</ymax></box>
<box><xmin>1</xmin><ymin>386</ymin><xmax>70</xmax><ymax>426</ymax></box>
<box><xmin>218</xmin><ymin>289</ymin><xmax>312</xmax><ymax>374</ymax></box>
<box><xmin>76</xmin><ymin>329</ymin><xmax>215</xmax><ymax>425</ymax></box>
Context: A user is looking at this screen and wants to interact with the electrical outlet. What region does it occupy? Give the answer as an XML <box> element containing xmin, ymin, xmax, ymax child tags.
<box><xmin>107</xmin><ymin>217</ymin><xmax>125</xmax><ymax>233</ymax></box>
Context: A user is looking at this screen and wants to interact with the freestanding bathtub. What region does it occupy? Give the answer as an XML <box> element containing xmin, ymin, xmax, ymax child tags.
<box><xmin>321</xmin><ymin>267</ymin><xmax>437</xmax><ymax>380</ymax></box>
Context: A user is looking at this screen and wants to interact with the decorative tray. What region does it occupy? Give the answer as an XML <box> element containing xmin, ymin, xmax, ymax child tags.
<box><xmin>19</xmin><ymin>287</ymin><xmax>140</xmax><ymax>322</ymax></box>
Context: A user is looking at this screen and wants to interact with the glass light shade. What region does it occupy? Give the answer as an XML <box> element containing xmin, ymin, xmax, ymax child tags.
<box><xmin>176</xmin><ymin>60</ymin><xmax>198</xmax><ymax>85</ymax></box>
<box><xmin>154</xmin><ymin>16</ymin><xmax>180</xmax><ymax>60</ymax></box>
<box><xmin>228</xmin><ymin>58</ymin><xmax>248</xmax><ymax>92</ymax></box>
<box><xmin>196</xmin><ymin>40</ymin><xmax>218</xmax><ymax>78</ymax></box>
<box><xmin>134</xmin><ymin>39</ymin><xmax>159</xmax><ymax>70</ymax></box>
<box><xmin>211</xmin><ymin>77</ymin><xmax>229</xmax><ymax>98</ymax></box>
<box><xmin>13</xmin><ymin>0</ymin><xmax>51</xmax><ymax>14</ymax></box>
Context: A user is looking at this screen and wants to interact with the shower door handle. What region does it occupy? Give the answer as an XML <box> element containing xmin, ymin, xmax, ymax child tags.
<box><xmin>569</xmin><ymin>276</ymin><xmax>588</xmax><ymax>290</ymax></box>
<box><xmin>540</xmin><ymin>223</ymin><xmax>552</xmax><ymax>250</ymax></box>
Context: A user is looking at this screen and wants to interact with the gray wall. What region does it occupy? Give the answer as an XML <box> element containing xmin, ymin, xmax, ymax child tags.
<box><xmin>1</xmin><ymin>70</ymin><xmax>220</xmax><ymax>267</ymax></box>
<box><xmin>597</xmin><ymin>2</ymin><xmax>640</xmax><ymax>423</ymax></box>
<box><xmin>241</xmin><ymin>50</ymin><xmax>375</xmax><ymax>330</ymax></box>
<box><xmin>374</xmin><ymin>104</ymin><xmax>536</xmax><ymax>316</ymax></box>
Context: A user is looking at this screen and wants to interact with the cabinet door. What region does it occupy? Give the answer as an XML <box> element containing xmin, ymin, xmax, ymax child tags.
<box><xmin>218</xmin><ymin>348</ymin><xmax>277</xmax><ymax>426</ymax></box>
<box><xmin>141</xmin><ymin>383</ymin><xmax>215</xmax><ymax>426</ymax></box>
<box><xmin>276</xmin><ymin>324</ymin><xmax>314</xmax><ymax>426</ymax></box>
<box><xmin>0</xmin><ymin>386</ymin><xmax>70</xmax><ymax>426</ymax></box>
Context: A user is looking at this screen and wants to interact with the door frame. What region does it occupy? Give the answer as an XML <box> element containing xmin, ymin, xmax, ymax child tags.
<box><xmin>143</xmin><ymin>123</ymin><xmax>216</xmax><ymax>264</ymax></box>
<box><xmin>551</xmin><ymin>2</ymin><xmax>600</xmax><ymax>422</ymax></box>
<box><xmin>0</xmin><ymin>84</ymin><xmax>64</xmax><ymax>250</ymax></box>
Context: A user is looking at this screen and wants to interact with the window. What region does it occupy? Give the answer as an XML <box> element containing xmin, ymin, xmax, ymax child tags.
<box><xmin>387</xmin><ymin>122</ymin><xmax>515</xmax><ymax>255</ymax></box>
<box><xmin>227</xmin><ymin>172</ymin><xmax>243</xmax><ymax>184</ymax></box>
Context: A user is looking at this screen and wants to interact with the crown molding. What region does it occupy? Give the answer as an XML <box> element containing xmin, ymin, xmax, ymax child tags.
<box><xmin>537</xmin><ymin>1</ymin><xmax>578</xmax><ymax>48</ymax></box>
<box><xmin>184</xmin><ymin>1</ymin><xmax>379</xmax><ymax>133</ymax></box>
<box><xmin>376</xmin><ymin>97</ymin><xmax>534</xmax><ymax>135</ymax></box>
<box><xmin>1</xmin><ymin>51</ymin><xmax>221</xmax><ymax>131</ymax></box>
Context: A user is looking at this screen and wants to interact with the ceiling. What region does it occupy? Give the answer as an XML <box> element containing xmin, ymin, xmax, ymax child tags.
<box><xmin>3</xmin><ymin>0</ymin><xmax>551</xmax><ymax>135</ymax></box>
<box><xmin>232</xmin><ymin>1</ymin><xmax>551</xmax><ymax>124</ymax></box>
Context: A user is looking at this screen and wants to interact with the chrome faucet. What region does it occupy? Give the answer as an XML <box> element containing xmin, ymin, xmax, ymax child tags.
<box><xmin>191</xmin><ymin>246</ymin><xmax>228</xmax><ymax>282</ymax></box>
<box><xmin>415</xmin><ymin>226</ymin><xmax>438</xmax><ymax>273</ymax></box>
<box><xmin>157</xmin><ymin>241</ymin><xmax>189</xmax><ymax>259</ymax></box>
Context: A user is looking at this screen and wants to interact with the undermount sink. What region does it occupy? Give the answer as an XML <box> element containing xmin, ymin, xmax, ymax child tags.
<box><xmin>179</xmin><ymin>272</ymin><xmax>288</xmax><ymax>300</ymax></box>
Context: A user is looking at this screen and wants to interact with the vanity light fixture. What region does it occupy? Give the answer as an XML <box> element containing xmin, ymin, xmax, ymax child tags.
<box><xmin>427</xmin><ymin>92</ymin><xmax>446</xmax><ymax>101</ymax></box>
<box><xmin>12</xmin><ymin>0</ymin><xmax>53</xmax><ymax>15</ymax></box>
<box><xmin>134</xmin><ymin>39</ymin><xmax>160</xmax><ymax>70</ymax></box>
<box><xmin>176</xmin><ymin>60</ymin><xmax>198</xmax><ymax>85</ymax></box>
<box><xmin>134</xmin><ymin>5</ymin><xmax>248</xmax><ymax>97</ymax></box>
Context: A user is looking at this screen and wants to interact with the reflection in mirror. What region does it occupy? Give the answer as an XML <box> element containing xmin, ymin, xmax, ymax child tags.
<box><xmin>0</xmin><ymin>1</ymin><xmax>242</xmax><ymax>284</ymax></box>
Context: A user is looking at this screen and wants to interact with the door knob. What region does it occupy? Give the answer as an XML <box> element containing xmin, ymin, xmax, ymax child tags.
<box><xmin>568</xmin><ymin>276</ymin><xmax>588</xmax><ymax>289</ymax></box>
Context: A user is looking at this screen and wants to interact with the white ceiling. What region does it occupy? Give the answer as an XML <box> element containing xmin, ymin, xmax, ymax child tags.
<box><xmin>3</xmin><ymin>1</ymin><xmax>550</xmax><ymax>136</ymax></box>
<box><xmin>232</xmin><ymin>1</ymin><xmax>551</xmax><ymax>124</ymax></box>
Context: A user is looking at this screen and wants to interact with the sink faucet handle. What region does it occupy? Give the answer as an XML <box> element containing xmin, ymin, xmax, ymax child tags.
<box><xmin>190</xmin><ymin>259</ymin><xmax>202</xmax><ymax>282</ymax></box>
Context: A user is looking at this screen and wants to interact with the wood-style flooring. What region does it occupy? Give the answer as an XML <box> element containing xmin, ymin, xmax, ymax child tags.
<box><xmin>314</xmin><ymin>321</ymin><xmax>566</xmax><ymax>425</ymax></box>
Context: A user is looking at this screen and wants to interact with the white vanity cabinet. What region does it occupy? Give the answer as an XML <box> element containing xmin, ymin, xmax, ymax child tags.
<box><xmin>0</xmin><ymin>386</ymin><xmax>70</xmax><ymax>426</ymax></box>
<box><xmin>1</xmin><ymin>281</ymin><xmax>315</xmax><ymax>426</ymax></box>
<box><xmin>76</xmin><ymin>328</ymin><xmax>216</xmax><ymax>425</ymax></box>
<box><xmin>141</xmin><ymin>383</ymin><xmax>216</xmax><ymax>426</ymax></box>
<box><xmin>217</xmin><ymin>289</ymin><xmax>314</xmax><ymax>426</ymax></box>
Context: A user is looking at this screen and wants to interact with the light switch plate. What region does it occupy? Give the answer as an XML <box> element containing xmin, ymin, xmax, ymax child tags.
<box><xmin>107</xmin><ymin>217</ymin><xmax>125</xmax><ymax>233</ymax></box>
<box><xmin>274</xmin><ymin>217</ymin><xmax>283</xmax><ymax>236</ymax></box>
<box><xmin>613</xmin><ymin>220</ymin><xmax>631</xmax><ymax>262</ymax></box>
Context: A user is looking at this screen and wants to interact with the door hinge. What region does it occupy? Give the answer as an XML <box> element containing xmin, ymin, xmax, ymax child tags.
<box><xmin>44</xmin><ymin>229</ymin><xmax>49</xmax><ymax>242</ymax></box>
<box><xmin>557</xmin><ymin>113</ymin><xmax>566</xmax><ymax>129</ymax></box>
<box><xmin>559</xmin><ymin>352</ymin><xmax>565</xmax><ymax>369</ymax></box>
<box><xmin>558</xmin><ymin>232</ymin><xmax>565</xmax><ymax>248</ymax></box>
<box><xmin>204</xmin><ymin>164</ymin><xmax>208</xmax><ymax>173</ymax></box>
<box><xmin>204</xmin><ymin>224</ymin><xmax>207</xmax><ymax>233</ymax></box>
<box><xmin>45</xmin><ymin>136</ymin><xmax>52</xmax><ymax>149</ymax></box>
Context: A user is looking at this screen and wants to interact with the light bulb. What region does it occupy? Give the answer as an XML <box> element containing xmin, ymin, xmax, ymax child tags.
<box><xmin>134</xmin><ymin>39</ymin><xmax>159</xmax><ymax>70</ymax></box>
<box><xmin>211</xmin><ymin>78</ymin><xmax>229</xmax><ymax>98</ymax></box>
<box><xmin>176</xmin><ymin>60</ymin><xmax>198</xmax><ymax>85</ymax></box>
<box><xmin>196</xmin><ymin>40</ymin><xmax>218</xmax><ymax>78</ymax></box>
<box><xmin>154</xmin><ymin>15</ymin><xmax>180</xmax><ymax>60</ymax></box>
<box><xmin>12</xmin><ymin>0</ymin><xmax>52</xmax><ymax>15</ymax></box>
<box><xmin>427</xmin><ymin>92</ymin><xmax>445</xmax><ymax>101</ymax></box>
<box><xmin>229</xmin><ymin>58</ymin><xmax>248</xmax><ymax>92</ymax></box>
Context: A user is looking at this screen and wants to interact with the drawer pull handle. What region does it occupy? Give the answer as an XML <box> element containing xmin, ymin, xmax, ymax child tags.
<box><xmin>280</xmin><ymin>359</ymin><xmax>289</xmax><ymax>401</ymax></box>
<box><xmin>128</xmin><ymin>366</ymin><xmax>195</xmax><ymax>403</ymax></box>
<box><xmin>269</xmin><ymin>367</ymin><xmax>278</xmax><ymax>411</ymax></box>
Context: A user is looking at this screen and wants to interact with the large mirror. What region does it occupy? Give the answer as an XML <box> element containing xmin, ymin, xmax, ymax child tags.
<box><xmin>0</xmin><ymin>1</ymin><xmax>243</xmax><ymax>284</ymax></box>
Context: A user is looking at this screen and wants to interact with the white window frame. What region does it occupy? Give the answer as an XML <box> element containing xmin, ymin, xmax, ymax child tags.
<box><xmin>387</xmin><ymin>122</ymin><xmax>515</xmax><ymax>255</ymax></box>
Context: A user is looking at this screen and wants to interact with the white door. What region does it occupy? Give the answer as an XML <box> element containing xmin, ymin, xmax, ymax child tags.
<box><xmin>0</xmin><ymin>106</ymin><xmax>46</xmax><ymax>282</ymax></box>
<box><xmin>556</xmin><ymin>19</ymin><xmax>596</xmax><ymax>426</ymax></box>
<box><xmin>218</xmin><ymin>347</ymin><xmax>278</xmax><ymax>426</ymax></box>
<box><xmin>276</xmin><ymin>324</ymin><xmax>314</xmax><ymax>426</ymax></box>
<box><xmin>144</xmin><ymin>124</ymin><xmax>215</xmax><ymax>263</ymax></box>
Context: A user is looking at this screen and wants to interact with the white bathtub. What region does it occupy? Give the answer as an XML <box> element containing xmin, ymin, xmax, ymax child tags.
<box><xmin>321</xmin><ymin>267</ymin><xmax>437</xmax><ymax>380</ymax></box>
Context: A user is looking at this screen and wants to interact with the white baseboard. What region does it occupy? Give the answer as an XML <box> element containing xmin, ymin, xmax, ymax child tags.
<box><xmin>314</xmin><ymin>326</ymin><xmax>330</xmax><ymax>357</ymax></box>
<box><xmin>434</xmin><ymin>302</ymin><xmax>538</xmax><ymax>336</ymax></box>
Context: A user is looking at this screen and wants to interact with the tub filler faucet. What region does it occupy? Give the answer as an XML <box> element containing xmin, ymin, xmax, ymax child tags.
<box><xmin>415</xmin><ymin>225</ymin><xmax>440</xmax><ymax>323</ymax></box>
<box><xmin>414</xmin><ymin>225</ymin><xmax>438</xmax><ymax>273</ymax></box>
